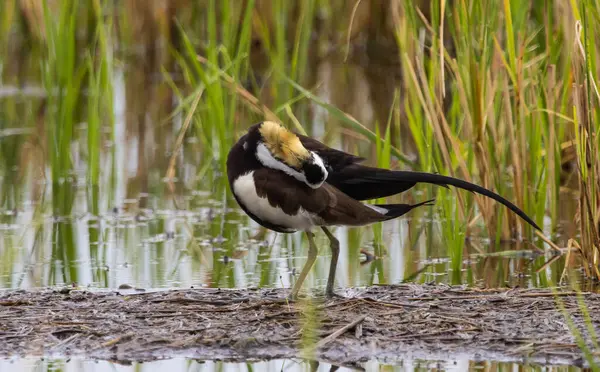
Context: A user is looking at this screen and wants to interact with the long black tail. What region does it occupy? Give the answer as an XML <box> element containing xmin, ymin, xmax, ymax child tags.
<box><xmin>384</xmin><ymin>171</ymin><xmax>540</xmax><ymax>231</ymax></box>
<box><xmin>329</xmin><ymin>167</ymin><xmax>541</xmax><ymax>231</ymax></box>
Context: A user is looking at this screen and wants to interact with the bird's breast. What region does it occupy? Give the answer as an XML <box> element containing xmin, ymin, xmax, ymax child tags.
<box><xmin>231</xmin><ymin>171</ymin><xmax>317</xmax><ymax>232</ymax></box>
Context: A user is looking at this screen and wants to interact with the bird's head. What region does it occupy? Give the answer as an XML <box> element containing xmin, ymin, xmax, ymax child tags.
<box><xmin>245</xmin><ymin>121</ymin><xmax>328</xmax><ymax>188</ymax></box>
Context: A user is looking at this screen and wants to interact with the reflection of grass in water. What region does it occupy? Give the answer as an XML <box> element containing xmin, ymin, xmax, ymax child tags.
<box><xmin>38</xmin><ymin>1</ymin><xmax>116</xmax><ymax>285</ymax></box>
<box><xmin>41</xmin><ymin>0</ymin><xmax>83</xmax><ymax>285</ymax></box>
<box><xmin>86</xmin><ymin>2</ymin><xmax>114</xmax><ymax>285</ymax></box>
<box><xmin>0</xmin><ymin>228</ymin><xmax>18</xmax><ymax>288</ymax></box>
<box><xmin>0</xmin><ymin>110</ymin><xmax>41</xmax><ymax>287</ymax></box>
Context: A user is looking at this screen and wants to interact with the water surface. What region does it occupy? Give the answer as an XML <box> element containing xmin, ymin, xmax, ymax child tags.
<box><xmin>0</xmin><ymin>357</ymin><xmax>585</xmax><ymax>372</ymax></box>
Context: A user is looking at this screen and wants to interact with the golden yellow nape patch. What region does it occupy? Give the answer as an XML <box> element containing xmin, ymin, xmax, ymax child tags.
<box><xmin>259</xmin><ymin>121</ymin><xmax>310</xmax><ymax>168</ymax></box>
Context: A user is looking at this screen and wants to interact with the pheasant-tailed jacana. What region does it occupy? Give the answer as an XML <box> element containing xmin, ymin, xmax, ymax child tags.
<box><xmin>227</xmin><ymin>121</ymin><xmax>540</xmax><ymax>298</ymax></box>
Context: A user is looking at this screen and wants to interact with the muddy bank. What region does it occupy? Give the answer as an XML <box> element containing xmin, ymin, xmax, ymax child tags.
<box><xmin>0</xmin><ymin>285</ymin><xmax>598</xmax><ymax>367</ymax></box>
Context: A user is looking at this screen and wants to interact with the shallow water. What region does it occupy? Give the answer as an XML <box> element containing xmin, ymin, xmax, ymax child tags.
<box><xmin>0</xmin><ymin>198</ymin><xmax>564</xmax><ymax>292</ymax></box>
<box><xmin>0</xmin><ymin>357</ymin><xmax>585</xmax><ymax>372</ymax></box>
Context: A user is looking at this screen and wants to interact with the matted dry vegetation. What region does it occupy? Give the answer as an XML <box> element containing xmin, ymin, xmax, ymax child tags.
<box><xmin>1</xmin><ymin>285</ymin><xmax>598</xmax><ymax>367</ymax></box>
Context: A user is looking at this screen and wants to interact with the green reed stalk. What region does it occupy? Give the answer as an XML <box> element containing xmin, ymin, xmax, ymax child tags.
<box><xmin>572</xmin><ymin>0</ymin><xmax>600</xmax><ymax>279</ymax></box>
<box><xmin>86</xmin><ymin>0</ymin><xmax>114</xmax><ymax>280</ymax></box>
<box><xmin>41</xmin><ymin>0</ymin><xmax>85</xmax><ymax>216</ymax></box>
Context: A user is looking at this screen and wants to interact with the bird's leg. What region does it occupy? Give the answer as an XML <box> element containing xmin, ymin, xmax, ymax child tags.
<box><xmin>289</xmin><ymin>231</ymin><xmax>318</xmax><ymax>299</ymax></box>
<box><xmin>321</xmin><ymin>226</ymin><xmax>340</xmax><ymax>297</ymax></box>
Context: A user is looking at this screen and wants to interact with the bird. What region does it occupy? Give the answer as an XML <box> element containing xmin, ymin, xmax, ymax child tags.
<box><xmin>226</xmin><ymin>121</ymin><xmax>541</xmax><ymax>298</ymax></box>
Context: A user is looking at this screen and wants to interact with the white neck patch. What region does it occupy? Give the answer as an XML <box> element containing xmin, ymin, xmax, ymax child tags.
<box><xmin>255</xmin><ymin>142</ymin><xmax>327</xmax><ymax>189</ymax></box>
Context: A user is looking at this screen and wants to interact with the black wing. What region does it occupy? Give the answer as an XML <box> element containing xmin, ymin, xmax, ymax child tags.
<box><xmin>298</xmin><ymin>134</ymin><xmax>541</xmax><ymax>231</ymax></box>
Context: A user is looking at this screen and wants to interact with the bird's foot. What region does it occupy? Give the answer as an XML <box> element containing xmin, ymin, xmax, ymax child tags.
<box><xmin>325</xmin><ymin>289</ymin><xmax>346</xmax><ymax>300</ymax></box>
<box><xmin>285</xmin><ymin>291</ymin><xmax>301</xmax><ymax>302</ymax></box>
